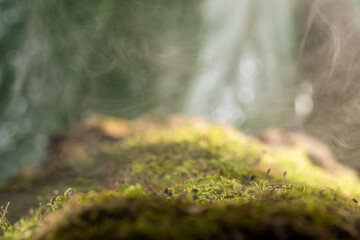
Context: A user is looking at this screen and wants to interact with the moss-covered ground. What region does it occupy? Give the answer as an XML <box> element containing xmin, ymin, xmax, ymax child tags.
<box><xmin>1</xmin><ymin>116</ymin><xmax>360</xmax><ymax>239</ymax></box>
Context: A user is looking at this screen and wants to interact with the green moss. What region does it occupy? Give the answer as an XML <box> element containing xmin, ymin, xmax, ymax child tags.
<box><xmin>2</xmin><ymin>117</ymin><xmax>360</xmax><ymax>239</ymax></box>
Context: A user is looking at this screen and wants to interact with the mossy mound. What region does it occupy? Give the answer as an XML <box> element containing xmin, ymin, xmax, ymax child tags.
<box><xmin>1</xmin><ymin>116</ymin><xmax>360</xmax><ymax>239</ymax></box>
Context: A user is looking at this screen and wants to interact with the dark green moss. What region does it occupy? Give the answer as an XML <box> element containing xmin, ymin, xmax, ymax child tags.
<box><xmin>2</xmin><ymin>116</ymin><xmax>360</xmax><ymax>239</ymax></box>
<box><xmin>34</xmin><ymin>192</ymin><xmax>360</xmax><ymax>240</ymax></box>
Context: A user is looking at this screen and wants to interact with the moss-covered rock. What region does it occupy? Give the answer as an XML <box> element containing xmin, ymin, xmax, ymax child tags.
<box><xmin>1</xmin><ymin>116</ymin><xmax>360</xmax><ymax>239</ymax></box>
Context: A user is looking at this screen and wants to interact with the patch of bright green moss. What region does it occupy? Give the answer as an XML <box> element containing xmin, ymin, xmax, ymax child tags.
<box><xmin>2</xmin><ymin>117</ymin><xmax>360</xmax><ymax>239</ymax></box>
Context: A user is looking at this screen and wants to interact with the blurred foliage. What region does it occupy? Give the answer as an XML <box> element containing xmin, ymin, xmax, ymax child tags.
<box><xmin>3</xmin><ymin>0</ymin><xmax>360</xmax><ymax>181</ymax></box>
<box><xmin>0</xmin><ymin>0</ymin><xmax>203</xmax><ymax>181</ymax></box>
<box><xmin>0</xmin><ymin>0</ymin><xmax>28</xmax><ymax>117</ymax></box>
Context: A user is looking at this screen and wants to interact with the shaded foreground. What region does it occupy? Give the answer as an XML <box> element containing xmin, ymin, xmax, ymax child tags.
<box><xmin>1</xmin><ymin>116</ymin><xmax>360</xmax><ymax>239</ymax></box>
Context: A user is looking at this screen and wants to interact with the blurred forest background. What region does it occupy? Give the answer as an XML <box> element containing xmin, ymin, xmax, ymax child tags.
<box><xmin>1</xmin><ymin>0</ymin><xmax>360</xmax><ymax>181</ymax></box>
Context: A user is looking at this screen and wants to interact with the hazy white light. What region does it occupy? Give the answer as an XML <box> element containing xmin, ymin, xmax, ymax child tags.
<box><xmin>238</xmin><ymin>86</ymin><xmax>255</xmax><ymax>104</ymax></box>
<box><xmin>238</xmin><ymin>58</ymin><xmax>257</xmax><ymax>78</ymax></box>
<box><xmin>295</xmin><ymin>93</ymin><xmax>313</xmax><ymax>117</ymax></box>
<box><xmin>211</xmin><ymin>105</ymin><xmax>246</xmax><ymax>125</ymax></box>
<box><xmin>299</xmin><ymin>81</ymin><xmax>313</xmax><ymax>95</ymax></box>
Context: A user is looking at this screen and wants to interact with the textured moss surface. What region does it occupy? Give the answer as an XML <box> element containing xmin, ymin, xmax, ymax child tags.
<box><xmin>1</xmin><ymin>116</ymin><xmax>360</xmax><ymax>239</ymax></box>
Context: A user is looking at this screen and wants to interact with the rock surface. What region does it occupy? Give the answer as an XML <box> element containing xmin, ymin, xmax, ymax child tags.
<box><xmin>1</xmin><ymin>116</ymin><xmax>360</xmax><ymax>239</ymax></box>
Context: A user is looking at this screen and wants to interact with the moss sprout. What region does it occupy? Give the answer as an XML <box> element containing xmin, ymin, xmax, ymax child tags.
<box><xmin>1</xmin><ymin>116</ymin><xmax>360</xmax><ymax>239</ymax></box>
